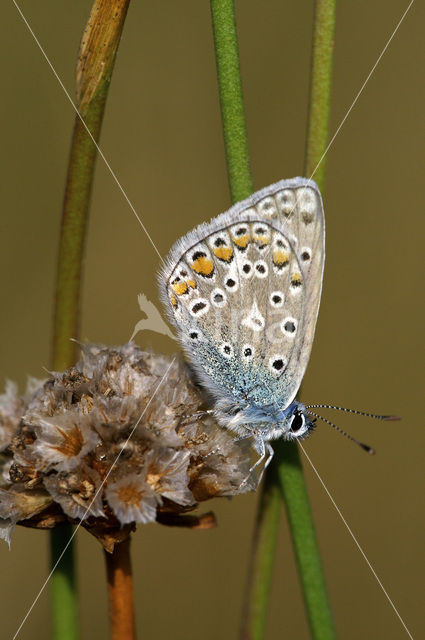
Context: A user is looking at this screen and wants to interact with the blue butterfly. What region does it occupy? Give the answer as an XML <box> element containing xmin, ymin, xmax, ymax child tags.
<box><xmin>159</xmin><ymin>177</ymin><xmax>324</xmax><ymax>467</ymax></box>
<box><xmin>159</xmin><ymin>177</ymin><xmax>396</xmax><ymax>470</ymax></box>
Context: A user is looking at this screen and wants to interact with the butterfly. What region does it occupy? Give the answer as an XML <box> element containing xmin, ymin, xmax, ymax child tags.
<box><xmin>158</xmin><ymin>177</ymin><xmax>325</xmax><ymax>469</ymax></box>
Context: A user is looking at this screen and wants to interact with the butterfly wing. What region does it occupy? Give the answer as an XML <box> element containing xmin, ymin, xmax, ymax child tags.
<box><xmin>159</xmin><ymin>177</ymin><xmax>325</xmax><ymax>411</ymax></box>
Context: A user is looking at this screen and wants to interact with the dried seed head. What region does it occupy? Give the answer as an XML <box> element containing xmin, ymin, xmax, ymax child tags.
<box><xmin>0</xmin><ymin>344</ymin><xmax>257</xmax><ymax>548</ymax></box>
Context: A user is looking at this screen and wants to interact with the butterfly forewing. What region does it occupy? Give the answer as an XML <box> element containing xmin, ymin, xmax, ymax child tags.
<box><xmin>160</xmin><ymin>177</ymin><xmax>325</xmax><ymax>412</ymax></box>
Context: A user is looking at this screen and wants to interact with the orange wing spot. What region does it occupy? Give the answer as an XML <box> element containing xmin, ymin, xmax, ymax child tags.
<box><xmin>170</xmin><ymin>294</ymin><xmax>178</xmax><ymax>308</ymax></box>
<box><xmin>187</xmin><ymin>279</ymin><xmax>197</xmax><ymax>289</ymax></box>
<box><xmin>273</xmin><ymin>250</ymin><xmax>290</xmax><ymax>267</ymax></box>
<box><xmin>171</xmin><ymin>281</ymin><xmax>188</xmax><ymax>295</ymax></box>
<box><xmin>233</xmin><ymin>235</ymin><xmax>250</xmax><ymax>249</ymax></box>
<box><xmin>191</xmin><ymin>256</ymin><xmax>214</xmax><ymax>276</ymax></box>
<box><xmin>291</xmin><ymin>272</ymin><xmax>302</xmax><ymax>287</ymax></box>
<box><xmin>213</xmin><ymin>246</ymin><xmax>233</xmax><ymax>262</ymax></box>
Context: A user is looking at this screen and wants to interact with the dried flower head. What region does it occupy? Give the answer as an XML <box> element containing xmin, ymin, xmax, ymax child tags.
<box><xmin>0</xmin><ymin>344</ymin><xmax>257</xmax><ymax>549</ymax></box>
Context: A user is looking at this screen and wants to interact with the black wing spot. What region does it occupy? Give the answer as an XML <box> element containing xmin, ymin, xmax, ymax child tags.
<box><xmin>192</xmin><ymin>250</ymin><xmax>206</xmax><ymax>261</ymax></box>
<box><xmin>192</xmin><ymin>301</ymin><xmax>207</xmax><ymax>314</ymax></box>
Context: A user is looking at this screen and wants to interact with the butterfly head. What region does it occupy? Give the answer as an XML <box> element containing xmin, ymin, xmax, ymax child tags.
<box><xmin>213</xmin><ymin>398</ymin><xmax>316</xmax><ymax>443</ymax></box>
<box><xmin>283</xmin><ymin>403</ymin><xmax>316</xmax><ymax>441</ymax></box>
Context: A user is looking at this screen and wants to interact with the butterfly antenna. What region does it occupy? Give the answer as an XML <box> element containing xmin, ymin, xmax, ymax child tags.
<box><xmin>308</xmin><ymin>410</ymin><xmax>375</xmax><ymax>455</ymax></box>
<box><xmin>305</xmin><ymin>404</ymin><xmax>400</xmax><ymax>421</ymax></box>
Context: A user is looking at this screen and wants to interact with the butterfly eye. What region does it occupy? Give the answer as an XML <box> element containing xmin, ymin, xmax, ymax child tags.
<box><xmin>290</xmin><ymin>412</ymin><xmax>305</xmax><ymax>433</ymax></box>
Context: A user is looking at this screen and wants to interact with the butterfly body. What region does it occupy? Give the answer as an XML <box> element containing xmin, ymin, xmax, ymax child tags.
<box><xmin>159</xmin><ymin>177</ymin><xmax>324</xmax><ymax>456</ymax></box>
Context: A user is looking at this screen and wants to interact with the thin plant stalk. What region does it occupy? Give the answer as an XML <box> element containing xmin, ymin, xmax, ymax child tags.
<box><xmin>210</xmin><ymin>0</ymin><xmax>253</xmax><ymax>202</ymax></box>
<box><xmin>104</xmin><ymin>538</ymin><xmax>136</xmax><ymax>640</ymax></box>
<box><xmin>209</xmin><ymin>1</ymin><xmax>337</xmax><ymax>639</ymax></box>
<box><xmin>240</xmin><ymin>462</ymin><xmax>281</xmax><ymax>640</ymax></box>
<box><xmin>50</xmin><ymin>2</ymin><xmax>131</xmax><ymax>638</ymax></box>
<box><xmin>277</xmin><ymin>441</ymin><xmax>335</xmax><ymax>639</ymax></box>
<box><xmin>277</xmin><ymin>3</ymin><xmax>337</xmax><ymax>639</ymax></box>
<box><xmin>304</xmin><ymin>0</ymin><xmax>337</xmax><ymax>189</ymax></box>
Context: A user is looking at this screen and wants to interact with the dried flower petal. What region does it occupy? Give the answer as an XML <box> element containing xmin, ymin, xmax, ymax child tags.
<box><xmin>43</xmin><ymin>465</ymin><xmax>104</xmax><ymax>520</ymax></box>
<box><xmin>0</xmin><ymin>519</ymin><xmax>15</xmax><ymax>547</ymax></box>
<box><xmin>0</xmin><ymin>456</ymin><xmax>13</xmax><ymax>487</ymax></box>
<box><xmin>0</xmin><ymin>486</ymin><xmax>52</xmax><ymax>522</ymax></box>
<box><xmin>28</xmin><ymin>414</ymin><xmax>99</xmax><ymax>472</ymax></box>
<box><xmin>0</xmin><ymin>381</ymin><xmax>24</xmax><ymax>451</ymax></box>
<box><xmin>105</xmin><ymin>472</ymin><xmax>159</xmax><ymax>524</ymax></box>
<box><xmin>145</xmin><ymin>448</ymin><xmax>194</xmax><ymax>506</ymax></box>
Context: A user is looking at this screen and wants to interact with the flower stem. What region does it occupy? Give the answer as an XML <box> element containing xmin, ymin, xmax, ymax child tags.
<box><xmin>50</xmin><ymin>2</ymin><xmax>131</xmax><ymax>638</ymax></box>
<box><xmin>104</xmin><ymin>538</ymin><xmax>136</xmax><ymax>640</ymax></box>
<box><xmin>209</xmin><ymin>1</ymin><xmax>337</xmax><ymax>638</ymax></box>
<box><xmin>49</xmin><ymin>525</ymin><xmax>78</xmax><ymax>640</ymax></box>
<box><xmin>210</xmin><ymin>0</ymin><xmax>253</xmax><ymax>202</ymax></box>
<box><xmin>52</xmin><ymin>0</ymin><xmax>131</xmax><ymax>371</ymax></box>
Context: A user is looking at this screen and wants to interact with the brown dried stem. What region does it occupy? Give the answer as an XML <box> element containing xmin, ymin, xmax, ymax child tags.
<box><xmin>104</xmin><ymin>537</ymin><xmax>136</xmax><ymax>640</ymax></box>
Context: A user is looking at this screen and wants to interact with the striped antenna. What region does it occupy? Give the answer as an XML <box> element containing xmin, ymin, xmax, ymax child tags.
<box><xmin>307</xmin><ymin>410</ymin><xmax>376</xmax><ymax>455</ymax></box>
<box><xmin>305</xmin><ymin>404</ymin><xmax>400</xmax><ymax>421</ymax></box>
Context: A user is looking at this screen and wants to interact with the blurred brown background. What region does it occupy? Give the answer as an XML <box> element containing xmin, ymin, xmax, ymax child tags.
<box><xmin>1</xmin><ymin>1</ymin><xmax>424</xmax><ymax>638</ymax></box>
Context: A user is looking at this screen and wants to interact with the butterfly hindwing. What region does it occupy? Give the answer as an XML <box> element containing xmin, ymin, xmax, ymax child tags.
<box><xmin>159</xmin><ymin>177</ymin><xmax>325</xmax><ymax>412</ymax></box>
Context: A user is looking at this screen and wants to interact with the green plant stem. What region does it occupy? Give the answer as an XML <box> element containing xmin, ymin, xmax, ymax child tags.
<box><xmin>304</xmin><ymin>0</ymin><xmax>337</xmax><ymax>190</ymax></box>
<box><xmin>277</xmin><ymin>441</ymin><xmax>336</xmax><ymax>639</ymax></box>
<box><xmin>50</xmin><ymin>2</ymin><xmax>131</xmax><ymax>638</ymax></box>
<box><xmin>223</xmin><ymin>1</ymin><xmax>337</xmax><ymax>639</ymax></box>
<box><xmin>240</xmin><ymin>463</ymin><xmax>281</xmax><ymax>640</ymax></box>
<box><xmin>50</xmin><ymin>525</ymin><xmax>78</xmax><ymax>640</ymax></box>
<box><xmin>210</xmin><ymin>0</ymin><xmax>253</xmax><ymax>202</ymax></box>
<box><xmin>52</xmin><ymin>92</ymin><xmax>107</xmax><ymax>371</ymax></box>
<box><xmin>279</xmin><ymin>4</ymin><xmax>337</xmax><ymax>639</ymax></box>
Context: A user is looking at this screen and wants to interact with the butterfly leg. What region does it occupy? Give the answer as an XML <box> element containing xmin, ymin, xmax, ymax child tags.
<box><xmin>238</xmin><ymin>437</ymin><xmax>271</xmax><ymax>489</ymax></box>
<box><xmin>256</xmin><ymin>443</ymin><xmax>275</xmax><ymax>485</ymax></box>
